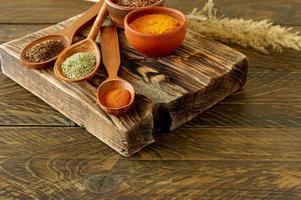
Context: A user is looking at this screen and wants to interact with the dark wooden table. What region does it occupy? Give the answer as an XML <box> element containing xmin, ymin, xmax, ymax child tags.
<box><xmin>1</xmin><ymin>0</ymin><xmax>301</xmax><ymax>199</ymax></box>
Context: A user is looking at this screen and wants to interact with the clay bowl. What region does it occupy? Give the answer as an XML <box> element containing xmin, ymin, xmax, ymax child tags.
<box><xmin>105</xmin><ymin>0</ymin><xmax>165</xmax><ymax>28</ymax></box>
<box><xmin>54</xmin><ymin>39</ymin><xmax>101</xmax><ymax>83</ymax></box>
<box><xmin>124</xmin><ymin>6</ymin><xmax>187</xmax><ymax>57</ymax></box>
<box><xmin>20</xmin><ymin>34</ymin><xmax>69</xmax><ymax>69</ymax></box>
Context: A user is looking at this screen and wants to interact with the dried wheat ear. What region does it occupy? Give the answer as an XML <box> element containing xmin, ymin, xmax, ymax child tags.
<box><xmin>187</xmin><ymin>0</ymin><xmax>301</xmax><ymax>54</ymax></box>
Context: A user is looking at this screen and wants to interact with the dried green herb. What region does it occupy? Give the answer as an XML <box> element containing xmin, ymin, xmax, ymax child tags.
<box><xmin>115</xmin><ymin>0</ymin><xmax>159</xmax><ymax>7</ymax></box>
<box><xmin>61</xmin><ymin>52</ymin><xmax>96</xmax><ymax>80</ymax></box>
<box><xmin>25</xmin><ymin>40</ymin><xmax>64</xmax><ymax>63</ymax></box>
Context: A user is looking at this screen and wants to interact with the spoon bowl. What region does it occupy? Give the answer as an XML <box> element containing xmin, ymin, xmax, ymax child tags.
<box><xmin>20</xmin><ymin>34</ymin><xmax>69</xmax><ymax>69</ymax></box>
<box><xmin>54</xmin><ymin>39</ymin><xmax>101</xmax><ymax>82</ymax></box>
<box><xmin>97</xmin><ymin>79</ymin><xmax>135</xmax><ymax>115</ymax></box>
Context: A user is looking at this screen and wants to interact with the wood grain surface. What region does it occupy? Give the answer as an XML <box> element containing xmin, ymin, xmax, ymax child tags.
<box><xmin>0</xmin><ymin>0</ymin><xmax>301</xmax><ymax>199</ymax></box>
<box><xmin>1</xmin><ymin>127</ymin><xmax>301</xmax><ymax>199</ymax></box>
<box><xmin>0</xmin><ymin>11</ymin><xmax>248</xmax><ymax>156</ymax></box>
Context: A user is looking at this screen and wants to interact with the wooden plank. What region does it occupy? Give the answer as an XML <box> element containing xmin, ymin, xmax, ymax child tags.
<box><xmin>1</xmin><ymin>127</ymin><xmax>301</xmax><ymax>199</ymax></box>
<box><xmin>0</xmin><ymin>0</ymin><xmax>94</xmax><ymax>24</ymax></box>
<box><xmin>0</xmin><ymin>15</ymin><xmax>247</xmax><ymax>155</ymax></box>
<box><xmin>187</xmin><ymin>103</ymin><xmax>301</xmax><ymax>128</ymax></box>
<box><xmin>2</xmin><ymin>159</ymin><xmax>301</xmax><ymax>199</ymax></box>
<box><xmin>144</xmin><ymin>128</ymin><xmax>301</xmax><ymax>161</ymax></box>
<box><xmin>0</xmin><ymin>99</ymin><xmax>72</xmax><ymax>126</ymax></box>
<box><xmin>2</xmin><ymin>127</ymin><xmax>301</xmax><ymax>161</ymax></box>
<box><xmin>0</xmin><ymin>25</ymin><xmax>49</xmax><ymax>44</ymax></box>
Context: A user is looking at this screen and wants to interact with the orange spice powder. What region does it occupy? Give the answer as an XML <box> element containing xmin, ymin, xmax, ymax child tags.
<box><xmin>129</xmin><ymin>14</ymin><xmax>181</xmax><ymax>34</ymax></box>
<box><xmin>101</xmin><ymin>88</ymin><xmax>131</xmax><ymax>108</ymax></box>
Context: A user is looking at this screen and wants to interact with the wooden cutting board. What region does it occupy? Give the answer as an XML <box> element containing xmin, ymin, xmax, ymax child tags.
<box><xmin>0</xmin><ymin>15</ymin><xmax>248</xmax><ymax>157</ymax></box>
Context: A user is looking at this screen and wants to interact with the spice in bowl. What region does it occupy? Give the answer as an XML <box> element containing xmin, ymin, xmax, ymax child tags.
<box><xmin>24</xmin><ymin>40</ymin><xmax>65</xmax><ymax>63</ymax></box>
<box><xmin>115</xmin><ymin>0</ymin><xmax>160</xmax><ymax>7</ymax></box>
<box><xmin>129</xmin><ymin>14</ymin><xmax>181</xmax><ymax>34</ymax></box>
<box><xmin>101</xmin><ymin>88</ymin><xmax>131</xmax><ymax>108</ymax></box>
<box><xmin>61</xmin><ymin>52</ymin><xmax>96</xmax><ymax>80</ymax></box>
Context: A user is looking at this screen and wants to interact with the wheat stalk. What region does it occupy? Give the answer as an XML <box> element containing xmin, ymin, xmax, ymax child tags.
<box><xmin>187</xmin><ymin>0</ymin><xmax>301</xmax><ymax>54</ymax></box>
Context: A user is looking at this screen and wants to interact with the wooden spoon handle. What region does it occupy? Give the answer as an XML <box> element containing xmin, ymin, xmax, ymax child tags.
<box><xmin>60</xmin><ymin>0</ymin><xmax>104</xmax><ymax>41</ymax></box>
<box><xmin>88</xmin><ymin>3</ymin><xmax>108</xmax><ymax>41</ymax></box>
<box><xmin>101</xmin><ymin>26</ymin><xmax>121</xmax><ymax>80</ymax></box>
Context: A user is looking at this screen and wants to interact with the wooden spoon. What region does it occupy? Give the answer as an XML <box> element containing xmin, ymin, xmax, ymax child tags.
<box><xmin>20</xmin><ymin>0</ymin><xmax>104</xmax><ymax>69</ymax></box>
<box><xmin>54</xmin><ymin>3</ymin><xmax>107</xmax><ymax>83</ymax></box>
<box><xmin>97</xmin><ymin>26</ymin><xmax>135</xmax><ymax>116</ymax></box>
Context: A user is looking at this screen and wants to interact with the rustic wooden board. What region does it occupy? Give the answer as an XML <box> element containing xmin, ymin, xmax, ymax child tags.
<box><xmin>0</xmin><ymin>15</ymin><xmax>248</xmax><ymax>156</ymax></box>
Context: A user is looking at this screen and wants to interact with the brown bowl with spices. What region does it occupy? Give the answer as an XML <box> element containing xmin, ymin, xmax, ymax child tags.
<box><xmin>105</xmin><ymin>0</ymin><xmax>165</xmax><ymax>28</ymax></box>
<box><xmin>124</xmin><ymin>6</ymin><xmax>187</xmax><ymax>57</ymax></box>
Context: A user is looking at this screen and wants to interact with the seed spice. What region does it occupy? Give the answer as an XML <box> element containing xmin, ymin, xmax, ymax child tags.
<box><xmin>61</xmin><ymin>52</ymin><xmax>96</xmax><ymax>80</ymax></box>
<box><xmin>24</xmin><ymin>40</ymin><xmax>64</xmax><ymax>63</ymax></box>
<box><xmin>115</xmin><ymin>0</ymin><xmax>159</xmax><ymax>7</ymax></box>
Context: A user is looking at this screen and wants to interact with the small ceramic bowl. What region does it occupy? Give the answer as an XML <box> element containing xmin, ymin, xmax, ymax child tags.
<box><xmin>124</xmin><ymin>6</ymin><xmax>187</xmax><ymax>57</ymax></box>
<box><xmin>105</xmin><ymin>0</ymin><xmax>165</xmax><ymax>28</ymax></box>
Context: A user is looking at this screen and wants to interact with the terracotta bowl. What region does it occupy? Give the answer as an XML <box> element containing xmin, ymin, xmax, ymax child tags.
<box><xmin>124</xmin><ymin>6</ymin><xmax>187</xmax><ymax>57</ymax></box>
<box><xmin>105</xmin><ymin>0</ymin><xmax>165</xmax><ymax>28</ymax></box>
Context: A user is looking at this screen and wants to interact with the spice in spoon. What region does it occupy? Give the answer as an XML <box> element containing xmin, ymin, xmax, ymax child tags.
<box><xmin>24</xmin><ymin>40</ymin><xmax>65</xmax><ymax>63</ymax></box>
<box><xmin>61</xmin><ymin>52</ymin><xmax>96</xmax><ymax>80</ymax></box>
<box><xmin>115</xmin><ymin>0</ymin><xmax>160</xmax><ymax>7</ymax></box>
<box><xmin>129</xmin><ymin>14</ymin><xmax>181</xmax><ymax>34</ymax></box>
<box><xmin>101</xmin><ymin>88</ymin><xmax>131</xmax><ymax>108</ymax></box>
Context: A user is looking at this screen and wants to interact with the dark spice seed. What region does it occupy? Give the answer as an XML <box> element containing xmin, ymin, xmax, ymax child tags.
<box><xmin>115</xmin><ymin>0</ymin><xmax>160</xmax><ymax>7</ymax></box>
<box><xmin>24</xmin><ymin>40</ymin><xmax>65</xmax><ymax>63</ymax></box>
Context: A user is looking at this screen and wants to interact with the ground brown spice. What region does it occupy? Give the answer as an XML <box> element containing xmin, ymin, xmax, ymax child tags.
<box><xmin>115</xmin><ymin>0</ymin><xmax>159</xmax><ymax>7</ymax></box>
<box><xmin>101</xmin><ymin>89</ymin><xmax>131</xmax><ymax>108</ymax></box>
